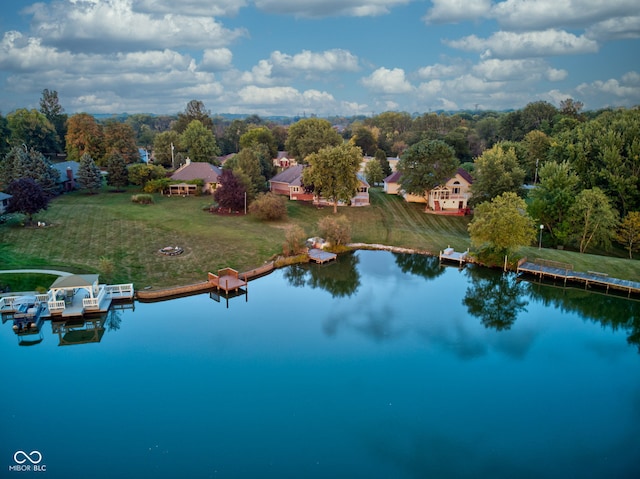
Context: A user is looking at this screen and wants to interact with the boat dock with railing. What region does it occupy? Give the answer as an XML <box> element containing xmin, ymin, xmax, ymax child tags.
<box><xmin>516</xmin><ymin>258</ymin><xmax>640</xmax><ymax>296</ymax></box>
<box><xmin>1</xmin><ymin>279</ymin><xmax>134</xmax><ymax>320</ymax></box>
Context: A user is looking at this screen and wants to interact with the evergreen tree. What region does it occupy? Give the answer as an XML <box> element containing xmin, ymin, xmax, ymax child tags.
<box><xmin>106</xmin><ymin>153</ymin><xmax>129</xmax><ymax>190</ymax></box>
<box><xmin>0</xmin><ymin>146</ymin><xmax>60</xmax><ymax>196</ymax></box>
<box><xmin>77</xmin><ymin>153</ymin><xmax>103</xmax><ymax>194</ymax></box>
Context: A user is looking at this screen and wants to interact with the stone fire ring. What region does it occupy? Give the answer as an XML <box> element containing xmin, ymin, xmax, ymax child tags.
<box><xmin>159</xmin><ymin>246</ymin><xmax>184</xmax><ymax>256</ymax></box>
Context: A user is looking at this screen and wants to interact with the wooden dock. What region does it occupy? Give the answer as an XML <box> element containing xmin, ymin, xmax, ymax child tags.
<box><xmin>439</xmin><ymin>247</ymin><xmax>470</xmax><ymax>266</ymax></box>
<box><xmin>208</xmin><ymin>268</ymin><xmax>247</xmax><ymax>293</ymax></box>
<box><xmin>308</xmin><ymin>248</ymin><xmax>337</xmax><ymax>264</ymax></box>
<box><xmin>516</xmin><ymin>258</ymin><xmax>640</xmax><ymax>296</ymax></box>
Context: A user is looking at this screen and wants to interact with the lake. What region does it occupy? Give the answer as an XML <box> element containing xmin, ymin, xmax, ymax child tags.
<box><xmin>1</xmin><ymin>250</ymin><xmax>639</xmax><ymax>479</ymax></box>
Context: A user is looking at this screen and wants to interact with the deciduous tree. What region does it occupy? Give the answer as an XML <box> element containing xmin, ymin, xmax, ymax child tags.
<box><xmin>7</xmin><ymin>109</ymin><xmax>59</xmax><ymax>155</ymax></box>
<box><xmin>103</xmin><ymin>121</ymin><xmax>139</xmax><ymax>165</ymax></box>
<box><xmin>568</xmin><ymin>187</ymin><xmax>619</xmax><ymax>253</ymax></box>
<box><xmin>397</xmin><ymin>139</ymin><xmax>458</xmax><ymax>202</ymax></box>
<box><xmin>471</xmin><ymin>143</ymin><xmax>525</xmax><ymax>205</ymax></box>
<box><xmin>173</xmin><ymin>100</ymin><xmax>213</xmax><ymax>133</ymax></box>
<box><xmin>616</xmin><ymin>211</ymin><xmax>640</xmax><ymax>259</ymax></box>
<box><xmin>364</xmin><ymin>158</ymin><xmax>384</xmax><ymax>186</ymax></box>
<box><xmin>6</xmin><ymin>178</ymin><xmax>50</xmax><ymax>223</ymax></box>
<box><xmin>214</xmin><ymin>169</ymin><xmax>246</xmax><ymax>212</ymax></box>
<box><xmin>302</xmin><ymin>143</ymin><xmax>362</xmax><ymax>214</ymax></box>
<box><xmin>468</xmin><ymin>192</ymin><xmax>536</xmax><ymax>255</ymax></box>
<box><xmin>285</xmin><ymin>118</ymin><xmax>342</xmax><ymax>162</ymax></box>
<box><xmin>180</xmin><ymin>120</ymin><xmax>220</xmax><ymax>163</ymax></box>
<box><xmin>66</xmin><ymin>113</ymin><xmax>104</xmax><ymax>162</ymax></box>
<box><xmin>528</xmin><ymin>161</ymin><xmax>579</xmax><ymax>246</ymax></box>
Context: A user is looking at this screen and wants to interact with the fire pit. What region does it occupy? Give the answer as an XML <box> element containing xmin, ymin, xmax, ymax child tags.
<box><xmin>159</xmin><ymin>246</ymin><xmax>184</xmax><ymax>256</ymax></box>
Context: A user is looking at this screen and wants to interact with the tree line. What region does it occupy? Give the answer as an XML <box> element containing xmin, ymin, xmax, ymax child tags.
<box><xmin>1</xmin><ymin>90</ymin><xmax>639</xmax><ymax>258</ymax></box>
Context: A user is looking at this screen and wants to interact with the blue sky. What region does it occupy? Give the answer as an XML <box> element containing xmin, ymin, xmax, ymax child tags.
<box><xmin>0</xmin><ymin>0</ymin><xmax>638</xmax><ymax>116</ymax></box>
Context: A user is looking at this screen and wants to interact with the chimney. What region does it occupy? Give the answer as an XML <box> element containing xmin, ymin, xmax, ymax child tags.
<box><xmin>185</xmin><ymin>157</ymin><xmax>191</xmax><ymax>165</ymax></box>
<box><xmin>66</xmin><ymin>167</ymin><xmax>75</xmax><ymax>191</ymax></box>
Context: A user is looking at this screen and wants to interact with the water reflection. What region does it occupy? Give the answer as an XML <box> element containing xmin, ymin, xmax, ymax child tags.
<box><xmin>463</xmin><ymin>266</ymin><xmax>529</xmax><ymax>331</ymax></box>
<box><xmin>284</xmin><ymin>252</ymin><xmax>361</xmax><ymax>297</ymax></box>
<box><xmin>526</xmin><ymin>282</ymin><xmax>640</xmax><ymax>352</ymax></box>
<box><xmin>393</xmin><ymin>253</ymin><xmax>444</xmax><ymax>280</ymax></box>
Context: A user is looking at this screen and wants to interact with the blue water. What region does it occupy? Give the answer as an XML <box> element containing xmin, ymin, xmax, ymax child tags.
<box><xmin>1</xmin><ymin>251</ymin><xmax>639</xmax><ymax>479</ymax></box>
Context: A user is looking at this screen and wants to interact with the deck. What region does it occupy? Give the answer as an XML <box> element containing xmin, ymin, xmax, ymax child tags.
<box><xmin>439</xmin><ymin>247</ymin><xmax>470</xmax><ymax>266</ymax></box>
<box><xmin>308</xmin><ymin>248</ymin><xmax>337</xmax><ymax>264</ymax></box>
<box><xmin>208</xmin><ymin>268</ymin><xmax>248</xmax><ymax>293</ymax></box>
<box><xmin>517</xmin><ymin>258</ymin><xmax>640</xmax><ymax>296</ymax></box>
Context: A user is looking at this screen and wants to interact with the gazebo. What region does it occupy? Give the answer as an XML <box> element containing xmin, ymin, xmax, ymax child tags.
<box><xmin>48</xmin><ymin>274</ymin><xmax>100</xmax><ymax>304</ymax></box>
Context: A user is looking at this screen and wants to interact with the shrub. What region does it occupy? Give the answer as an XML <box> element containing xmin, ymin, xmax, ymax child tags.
<box><xmin>144</xmin><ymin>178</ymin><xmax>171</xmax><ymax>193</ymax></box>
<box><xmin>318</xmin><ymin>215</ymin><xmax>351</xmax><ymax>246</ymax></box>
<box><xmin>283</xmin><ymin>225</ymin><xmax>306</xmax><ymax>256</ymax></box>
<box><xmin>249</xmin><ymin>192</ymin><xmax>287</xmax><ymax>221</ymax></box>
<box><xmin>131</xmin><ymin>194</ymin><xmax>154</xmax><ymax>204</ymax></box>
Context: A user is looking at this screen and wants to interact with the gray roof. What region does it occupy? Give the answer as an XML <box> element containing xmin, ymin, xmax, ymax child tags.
<box><xmin>269</xmin><ymin>165</ymin><xmax>304</xmax><ymax>185</ymax></box>
<box><xmin>0</xmin><ymin>192</ymin><xmax>12</xmax><ymax>201</ymax></box>
<box><xmin>50</xmin><ymin>274</ymin><xmax>99</xmax><ymax>289</ymax></box>
<box><xmin>52</xmin><ymin>161</ymin><xmax>80</xmax><ymax>182</ymax></box>
<box><xmin>171</xmin><ymin>162</ymin><xmax>222</xmax><ymax>183</ymax></box>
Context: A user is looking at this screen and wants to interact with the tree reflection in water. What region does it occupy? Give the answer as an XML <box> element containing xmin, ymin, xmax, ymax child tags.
<box><xmin>526</xmin><ymin>281</ymin><xmax>640</xmax><ymax>353</ymax></box>
<box><xmin>463</xmin><ymin>266</ymin><xmax>528</xmax><ymax>331</ymax></box>
<box><xmin>105</xmin><ymin>308</ymin><xmax>123</xmax><ymax>331</ymax></box>
<box><xmin>393</xmin><ymin>253</ymin><xmax>445</xmax><ymax>280</ymax></box>
<box><xmin>282</xmin><ymin>252</ymin><xmax>361</xmax><ymax>298</ymax></box>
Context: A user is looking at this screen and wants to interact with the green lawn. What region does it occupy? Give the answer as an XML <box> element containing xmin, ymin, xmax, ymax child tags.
<box><xmin>1</xmin><ymin>186</ymin><xmax>638</xmax><ymax>289</ymax></box>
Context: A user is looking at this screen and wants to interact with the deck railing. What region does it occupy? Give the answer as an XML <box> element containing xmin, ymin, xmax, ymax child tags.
<box><xmin>105</xmin><ymin>283</ymin><xmax>134</xmax><ymax>297</ymax></box>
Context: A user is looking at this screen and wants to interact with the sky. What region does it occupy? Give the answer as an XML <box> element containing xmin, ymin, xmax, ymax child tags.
<box><xmin>0</xmin><ymin>0</ymin><xmax>638</xmax><ymax>117</ymax></box>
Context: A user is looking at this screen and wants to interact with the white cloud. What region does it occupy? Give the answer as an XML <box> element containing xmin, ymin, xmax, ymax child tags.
<box><xmin>26</xmin><ymin>0</ymin><xmax>246</xmax><ymax>53</ymax></box>
<box><xmin>133</xmin><ymin>0</ymin><xmax>247</xmax><ymax>17</ymax></box>
<box><xmin>576</xmin><ymin>75</ymin><xmax>640</xmax><ymax>104</ymax></box>
<box><xmin>361</xmin><ymin>67</ymin><xmax>413</xmax><ymax>94</ymax></box>
<box><xmin>424</xmin><ymin>0</ymin><xmax>492</xmax><ymax>24</ymax></box>
<box><xmin>586</xmin><ymin>16</ymin><xmax>640</xmax><ymax>41</ymax></box>
<box><xmin>254</xmin><ymin>0</ymin><xmax>411</xmax><ymax>18</ymax></box>
<box><xmin>270</xmin><ymin>49</ymin><xmax>359</xmax><ymax>74</ymax></box>
<box><xmin>472</xmin><ymin>58</ymin><xmax>567</xmax><ymax>82</ymax></box>
<box><xmin>446</xmin><ymin>30</ymin><xmax>599</xmax><ymax>58</ymax></box>
<box><xmin>491</xmin><ymin>0</ymin><xmax>639</xmax><ymax>30</ymax></box>
<box><xmin>201</xmin><ymin>48</ymin><xmax>234</xmax><ymax>71</ymax></box>
<box><xmin>417</xmin><ymin>62</ymin><xmax>465</xmax><ymax>80</ymax></box>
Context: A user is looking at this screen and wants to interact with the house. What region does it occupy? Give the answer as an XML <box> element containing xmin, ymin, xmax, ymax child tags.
<box><xmin>269</xmin><ymin>165</ymin><xmax>370</xmax><ymax>207</ymax></box>
<box><xmin>383</xmin><ymin>171</ymin><xmax>402</xmax><ymax>194</ymax></box>
<box><xmin>52</xmin><ymin>161</ymin><xmax>80</xmax><ymax>192</ymax></box>
<box><xmin>0</xmin><ymin>192</ymin><xmax>12</xmax><ymax>214</ymax></box>
<box><xmin>170</xmin><ymin>158</ymin><xmax>222</xmax><ymax>195</ymax></box>
<box><xmin>268</xmin><ymin>165</ymin><xmax>313</xmax><ymax>201</ymax></box>
<box><xmin>273</xmin><ymin>151</ymin><xmax>296</xmax><ymax>169</ymax></box>
<box><xmin>383</xmin><ymin>168</ymin><xmax>473</xmax><ymax>214</ymax></box>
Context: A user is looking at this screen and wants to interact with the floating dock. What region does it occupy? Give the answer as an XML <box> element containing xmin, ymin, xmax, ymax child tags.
<box><xmin>516</xmin><ymin>258</ymin><xmax>640</xmax><ymax>296</ymax></box>
<box><xmin>308</xmin><ymin>248</ymin><xmax>337</xmax><ymax>264</ymax></box>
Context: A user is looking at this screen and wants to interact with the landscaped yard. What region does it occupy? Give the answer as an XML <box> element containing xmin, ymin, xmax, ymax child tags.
<box><xmin>1</xmin><ymin>187</ymin><xmax>639</xmax><ymax>289</ymax></box>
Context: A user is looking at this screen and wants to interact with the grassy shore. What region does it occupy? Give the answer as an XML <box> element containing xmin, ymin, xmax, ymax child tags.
<box><xmin>1</xmin><ymin>187</ymin><xmax>638</xmax><ymax>289</ymax></box>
